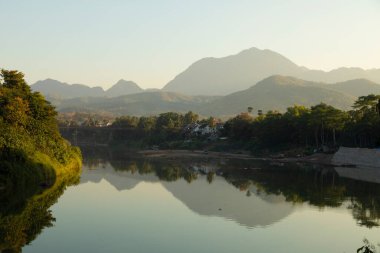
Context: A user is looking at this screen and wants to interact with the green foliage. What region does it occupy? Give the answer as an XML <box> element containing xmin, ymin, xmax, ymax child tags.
<box><xmin>0</xmin><ymin>69</ymin><xmax>82</xmax><ymax>183</ymax></box>
<box><xmin>0</xmin><ymin>70</ymin><xmax>82</xmax><ymax>252</ymax></box>
<box><xmin>106</xmin><ymin>111</ymin><xmax>212</xmax><ymax>147</ymax></box>
<box><xmin>224</xmin><ymin>96</ymin><xmax>380</xmax><ymax>151</ymax></box>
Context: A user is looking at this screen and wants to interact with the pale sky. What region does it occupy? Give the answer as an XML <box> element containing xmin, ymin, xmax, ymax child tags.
<box><xmin>1</xmin><ymin>0</ymin><xmax>380</xmax><ymax>89</ymax></box>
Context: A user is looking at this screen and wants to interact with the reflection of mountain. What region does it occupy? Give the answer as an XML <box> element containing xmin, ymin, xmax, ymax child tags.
<box><xmin>162</xmin><ymin>177</ymin><xmax>295</xmax><ymax>228</ymax></box>
<box><xmin>80</xmin><ymin>163</ymin><xmax>159</xmax><ymax>191</ymax></box>
<box><xmin>81</xmin><ymin>161</ymin><xmax>295</xmax><ymax>228</ymax></box>
<box><xmin>82</xmin><ymin>156</ymin><xmax>380</xmax><ymax>228</ymax></box>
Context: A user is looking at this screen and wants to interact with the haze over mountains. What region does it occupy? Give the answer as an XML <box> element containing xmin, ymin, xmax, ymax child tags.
<box><xmin>163</xmin><ymin>47</ymin><xmax>380</xmax><ymax>96</ymax></box>
<box><xmin>30</xmin><ymin>47</ymin><xmax>380</xmax><ymax>117</ymax></box>
<box><xmin>53</xmin><ymin>76</ymin><xmax>380</xmax><ymax>117</ymax></box>
<box><xmin>32</xmin><ymin>79</ymin><xmax>143</xmax><ymax>99</ymax></box>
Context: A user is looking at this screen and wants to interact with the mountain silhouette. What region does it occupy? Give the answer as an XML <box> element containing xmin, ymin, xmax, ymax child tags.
<box><xmin>105</xmin><ymin>79</ymin><xmax>143</xmax><ymax>97</ymax></box>
<box><xmin>31</xmin><ymin>78</ymin><xmax>144</xmax><ymax>99</ymax></box>
<box><xmin>163</xmin><ymin>47</ymin><xmax>380</xmax><ymax>96</ymax></box>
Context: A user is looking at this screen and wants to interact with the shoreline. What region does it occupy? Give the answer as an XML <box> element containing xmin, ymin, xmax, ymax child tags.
<box><xmin>138</xmin><ymin>149</ymin><xmax>334</xmax><ymax>166</ymax></box>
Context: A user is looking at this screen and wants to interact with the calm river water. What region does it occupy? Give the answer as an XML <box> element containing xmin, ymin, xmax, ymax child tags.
<box><xmin>5</xmin><ymin>149</ymin><xmax>380</xmax><ymax>252</ymax></box>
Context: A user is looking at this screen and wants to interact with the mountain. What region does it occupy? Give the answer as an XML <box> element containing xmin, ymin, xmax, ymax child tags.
<box><xmin>163</xmin><ymin>47</ymin><xmax>302</xmax><ymax>96</ymax></box>
<box><xmin>56</xmin><ymin>76</ymin><xmax>375</xmax><ymax>117</ymax></box>
<box><xmin>163</xmin><ymin>47</ymin><xmax>380</xmax><ymax>96</ymax></box>
<box><xmin>326</xmin><ymin>79</ymin><xmax>380</xmax><ymax>97</ymax></box>
<box><xmin>57</xmin><ymin>91</ymin><xmax>219</xmax><ymax>116</ymax></box>
<box><xmin>300</xmin><ymin>68</ymin><xmax>380</xmax><ymax>84</ymax></box>
<box><xmin>31</xmin><ymin>79</ymin><xmax>104</xmax><ymax>99</ymax></box>
<box><xmin>31</xmin><ymin>79</ymin><xmax>144</xmax><ymax>99</ymax></box>
<box><xmin>105</xmin><ymin>79</ymin><xmax>143</xmax><ymax>97</ymax></box>
<box><xmin>199</xmin><ymin>76</ymin><xmax>356</xmax><ymax>117</ymax></box>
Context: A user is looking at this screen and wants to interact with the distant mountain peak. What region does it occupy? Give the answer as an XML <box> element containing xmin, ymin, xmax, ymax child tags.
<box><xmin>112</xmin><ymin>79</ymin><xmax>138</xmax><ymax>87</ymax></box>
<box><xmin>163</xmin><ymin>46</ymin><xmax>380</xmax><ymax>96</ymax></box>
<box><xmin>256</xmin><ymin>75</ymin><xmax>308</xmax><ymax>87</ymax></box>
<box><xmin>237</xmin><ymin>46</ymin><xmax>276</xmax><ymax>55</ymax></box>
<box><xmin>106</xmin><ymin>79</ymin><xmax>143</xmax><ymax>97</ymax></box>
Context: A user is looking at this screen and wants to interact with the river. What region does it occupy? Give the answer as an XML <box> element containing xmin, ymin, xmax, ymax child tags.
<box><xmin>3</xmin><ymin>149</ymin><xmax>380</xmax><ymax>252</ymax></box>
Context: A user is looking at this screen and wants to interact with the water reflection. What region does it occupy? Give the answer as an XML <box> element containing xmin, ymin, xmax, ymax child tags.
<box><xmin>2</xmin><ymin>148</ymin><xmax>380</xmax><ymax>252</ymax></box>
<box><xmin>82</xmin><ymin>152</ymin><xmax>380</xmax><ymax>229</ymax></box>
<box><xmin>0</xmin><ymin>168</ymin><xmax>80</xmax><ymax>253</ymax></box>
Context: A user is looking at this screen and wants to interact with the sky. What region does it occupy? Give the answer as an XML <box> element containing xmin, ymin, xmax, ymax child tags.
<box><xmin>1</xmin><ymin>0</ymin><xmax>380</xmax><ymax>89</ymax></box>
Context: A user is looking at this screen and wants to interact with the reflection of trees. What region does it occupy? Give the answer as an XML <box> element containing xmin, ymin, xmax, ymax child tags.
<box><xmin>207</xmin><ymin>172</ymin><xmax>215</xmax><ymax>184</ymax></box>
<box><xmin>0</xmin><ymin>165</ymin><xmax>80</xmax><ymax>252</ymax></box>
<box><xmin>221</xmin><ymin>163</ymin><xmax>380</xmax><ymax>228</ymax></box>
<box><xmin>110</xmin><ymin>159</ymin><xmax>201</xmax><ymax>183</ymax></box>
<box><xmin>107</xmin><ymin>155</ymin><xmax>380</xmax><ymax>228</ymax></box>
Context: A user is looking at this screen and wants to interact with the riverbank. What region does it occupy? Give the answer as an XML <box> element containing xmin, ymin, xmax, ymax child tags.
<box><xmin>138</xmin><ymin>149</ymin><xmax>334</xmax><ymax>166</ymax></box>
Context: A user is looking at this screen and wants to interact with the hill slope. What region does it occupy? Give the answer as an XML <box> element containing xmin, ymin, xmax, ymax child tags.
<box><xmin>325</xmin><ymin>79</ymin><xmax>380</xmax><ymax>97</ymax></box>
<box><xmin>57</xmin><ymin>91</ymin><xmax>219</xmax><ymax>116</ymax></box>
<box><xmin>199</xmin><ymin>76</ymin><xmax>356</xmax><ymax>117</ymax></box>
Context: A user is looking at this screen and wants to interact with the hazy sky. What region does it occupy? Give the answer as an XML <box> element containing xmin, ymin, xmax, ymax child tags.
<box><xmin>1</xmin><ymin>0</ymin><xmax>380</xmax><ymax>89</ymax></box>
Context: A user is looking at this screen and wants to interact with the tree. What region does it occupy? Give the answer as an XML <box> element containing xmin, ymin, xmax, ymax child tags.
<box><xmin>138</xmin><ymin>116</ymin><xmax>157</xmax><ymax>131</ymax></box>
<box><xmin>0</xmin><ymin>69</ymin><xmax>31</xmax><ymax>96</ymax></box>
<box><xmin>353</xmin><ymin>94</ymin><xmax>380</xmax><ymax>113</ymax></box>
<box><xmin>183</xmin><ymin>111</ymin><xmax>199</xmax><ymax>125</ymax></box>
<box><xmin>113</xmin><ymin>116</ymin><xmax>139</xmax><ymax>128</ymax></box>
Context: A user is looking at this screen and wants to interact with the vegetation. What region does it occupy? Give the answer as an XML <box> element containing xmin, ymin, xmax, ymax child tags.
<box><xmin>0</xmin><ymin>69</ymin><xmax>82</xmax><ymax>195</ymax></box>
<box><xmin>224</xmin><ymin>95</ymin><xmax>380</xmax><ymax>153</ymax></box>
<box><xmin>60</xmin><ymin>111</ymin><xmax>220</xmax><ymax>150</ymax></box>
<box><xmin>60</xmin><ymin>93</ymin><xmax>380</xmax><ymax>156</ymax></box>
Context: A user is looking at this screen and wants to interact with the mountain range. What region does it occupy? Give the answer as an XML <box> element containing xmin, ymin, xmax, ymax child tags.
<box><xmin>31</xmin><ymin>78</ymin><xmax>143</xmax><ymax>99</ymax></box>
<box><xmin>163</xmin><ymin>47</ymin><xmax>380</xmax><ymax>96</ymax></box>
<box><xmin>29</xmin><ymin>47</ymin><xmax>380</xmax><ymax>117</ymax></box>
<box><xmin>52</xmin><ymin>76</ymin><xmax>380</xmax><ymax>117</ymax></box>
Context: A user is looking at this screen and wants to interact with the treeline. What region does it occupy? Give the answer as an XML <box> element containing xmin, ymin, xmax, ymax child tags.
<box><xmin>58</xmin><ymin>93</ymin><xmax>380</xmax><ymax>152</ymax></box>
<box><xmin>224</xmin><ymin>95</ymin><xmax>380</xmax><ymax>150</ymax></box>
<box><xmin>107</xmin><ymin>112</ymin><xmax>220</xmax><ymax>147</ymax></box>
<box><xmin>0</xmin><ymin>69</ymin><xmax>81</xmax><ymax>187</ymax></box>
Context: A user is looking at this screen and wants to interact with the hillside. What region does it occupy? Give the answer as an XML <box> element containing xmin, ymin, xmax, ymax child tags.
<box><xmin>0</xmin><ymin>69</ymin><xmax>82</xmax><ymax>198</ymax></box>
<box><xmin>326</xmin><ymin>79</ymin><xmax>380</xmax><ymax>97</ymax></box>
<box><xmin>163</xmin><ymin>47</ymin><xmax>380</xmax><ymax>96</ymax></box>
<box><xmin>199</xmin><ymin>76</ymin><xmax>356</xmax><ymax>117</ymax></box>
<box><xmin>57</xmin><ymin>91</ymin><xmax>219</xmax><ymax>116</ymax></box>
